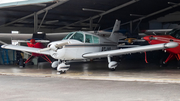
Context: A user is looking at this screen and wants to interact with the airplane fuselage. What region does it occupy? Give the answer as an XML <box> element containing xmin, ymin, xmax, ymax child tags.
<box><xmin>49</xmin><ymin>39</ymin><xmax>117</xmax><ymax>60</ymax></box>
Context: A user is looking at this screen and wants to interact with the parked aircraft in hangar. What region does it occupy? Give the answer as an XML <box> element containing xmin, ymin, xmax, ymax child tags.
<box><xmin>143</xmin><ymin>28</ymin><xmax>180</xmax><ymax>67</ymax></box>
<box><xmin>1</xmin><ymin>20</ymin><xmax>178</xmax><ymax>74</ymax></box>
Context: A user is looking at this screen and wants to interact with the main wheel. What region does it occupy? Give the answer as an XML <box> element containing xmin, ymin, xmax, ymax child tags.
<box><xmin>177</xmin><ymin>60</ymin><xmax>180</xmax><ymax>69</ymax></box>
<box><xmin>57</xmin><ymin>71</ymin><xmax>62</xmax><ymax>75</ymax></box>
<box><xmin>62</xmin><ymin>70</ymin><xmax>66</xmax><ymax>73</ymax></box>
<box><xmin>159</xmin><ymin>58</ymin><xmax>167</xmax><ymax>68</ymax></box>
<box><xmin>53</xmin><ymin>67</ymin><xmax>57</xmax><ymax>70</ymax></box>
<box><xmin>109</xmin><ymin>68</ymin><xmax>116</xmax><ymax>71</ymax></box>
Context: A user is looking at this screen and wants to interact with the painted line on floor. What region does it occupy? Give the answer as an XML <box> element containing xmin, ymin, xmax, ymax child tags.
<box><xmin>1</xmin><ymin>72</ymin><xmax>180</xmax><ymax>83</ymax></box>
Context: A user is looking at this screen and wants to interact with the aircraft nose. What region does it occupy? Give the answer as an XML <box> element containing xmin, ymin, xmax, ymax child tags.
<box><xmin>143</xmin><ymin>36</ymin><xmax>151</xmax><ymax>41</ymax></box>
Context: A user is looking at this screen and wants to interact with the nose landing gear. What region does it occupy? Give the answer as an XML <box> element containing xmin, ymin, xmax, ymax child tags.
<box><xmin>56</xmin><ymin>61</ymin><xmax>70</xmax><ymax>74</ymax></box>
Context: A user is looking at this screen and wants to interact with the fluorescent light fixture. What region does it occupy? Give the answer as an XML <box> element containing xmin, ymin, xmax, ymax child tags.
<box><xmin>130</xmin><ymin>14</ymin><xmax>144</xmax><ymax>17</ymax></box>
<box><xmin>0</xmin><ymin>0</ymin><xmax>63</xmax><ymax>8</ymax></box>
<box><xmin>45</xmin><ymin>20</ymin><xmax>59</xmax><ymax>24</ymax></box>
<box><xmin>11</xmin><ymin>31</ymin><xmax>19</xmax><ymax>34</ymax></box>
<box><xmin>82</xmin><ymin>8</ymin><xmax>105</xmax><ymax>13</ymax></box>
<box><xmin>168</xmin><ymin>2</ymin><xmax>177</xmax><ymax>5</ymax></box>
<box><xmin>37</xmin><ymin>32</ymin><xmax>43</xmax><ymax>34</ymax></box>
<box><xmin>0</xmin><ymin>0</ymin><xmax>27</xmax><ymax>4</ymax></box>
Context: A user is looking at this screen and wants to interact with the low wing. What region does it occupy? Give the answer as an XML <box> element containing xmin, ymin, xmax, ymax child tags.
<box><xmin>1</xmin><ymin>44</ymin><xmax>50</xmax><ymax>55</ymax></box>
<box><xmin>83</xmin><ymin>42</ymin><xmax>178</xmax><ymax>58</ymax></box>
<box><xmin>12</xmin><ymin>40</ymin><xmax>49</xmax><ymax>43</ymax></box>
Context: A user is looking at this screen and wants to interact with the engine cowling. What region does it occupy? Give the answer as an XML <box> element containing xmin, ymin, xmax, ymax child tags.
<box><xmin>49</xmin><ymin>48</ymin><xmax>65</xmax><ymax>59</ymax></box>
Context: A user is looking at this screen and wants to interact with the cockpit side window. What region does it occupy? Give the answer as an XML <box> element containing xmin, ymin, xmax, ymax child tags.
<box><xmin>175</xmin><ymin>30</ymin><xmax>180</xmax><ymax>39</ymax></box>
<box><xmin>168</xmin><ymin>29</ymin><xmax>180</xmax><ymax>39</ymax></box>
<box><xmin>85</xmin><ymin>34</ymin><xmax>93</xmax><ymax>43</ymax></box>
<box><xmin>93</xmin><ymin>36</ymin><xmax>99</xmax><ymax>43</ymax></box>
<box><xmin>70</xmin><ymin>32</ymin><xmax>84</xmax><ymax>42</ymax></box>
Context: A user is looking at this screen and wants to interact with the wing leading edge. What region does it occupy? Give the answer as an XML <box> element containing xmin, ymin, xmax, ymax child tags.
<box><xmin>1</xmin><ymin>45</ymin><xmax>50</xmax><ymax>55</ymax></box>
<box><xmin>83</xmin><ymin>42</ymin><xmax>178</xmax><ymax>58</ymax></box>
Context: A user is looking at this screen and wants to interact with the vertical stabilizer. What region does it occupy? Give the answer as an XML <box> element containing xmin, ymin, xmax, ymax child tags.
<box><xmin>109</xmin><ymin>20</ymin><xmax>126</xmax><ymax>42</ymax></box>
<box><xmin>111</xmin><ymin>20</ymin><xmax>121</xmax><ymax>34</ymax></box>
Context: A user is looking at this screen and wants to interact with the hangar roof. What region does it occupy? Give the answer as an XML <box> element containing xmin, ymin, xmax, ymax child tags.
<box><xmin>0</xmin><ymin>0</ymin><xmax>180</xmax><ymax>32</ymax></box>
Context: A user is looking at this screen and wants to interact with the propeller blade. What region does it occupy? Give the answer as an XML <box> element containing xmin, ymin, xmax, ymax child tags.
<box><xmin>55</xmin><ymin>42</ymin><xmax>69</xmax><ymax>48</ymax></box>
<box><xmin>40</xmin><ymin>41</ymin><xmax>69</xmax><ymax>52</ymax></box>
<box><xmin>39</xmin><ymin>47</ymin><xmax>51</xmax><ymax>52</ymax></box>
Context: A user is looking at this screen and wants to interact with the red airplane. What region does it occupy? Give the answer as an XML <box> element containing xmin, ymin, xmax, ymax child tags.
<box><xmin>143</xmin><ymin>29</ymin><xmax>180</xmax><ymax>67</ymax></box>
<box><xmin>25</xmin><ymin>39</ymin><xmax>52</xmax><ymax>64</ymax></box>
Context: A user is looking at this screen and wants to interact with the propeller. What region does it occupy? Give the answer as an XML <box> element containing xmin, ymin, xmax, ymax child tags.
<box><xmin>39</xmin><ymin>41</ymin><xmax>69</xmax><ymax>52</ymax></box>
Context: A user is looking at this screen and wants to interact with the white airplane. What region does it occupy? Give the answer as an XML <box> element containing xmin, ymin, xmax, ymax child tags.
<box><xmin>1</xmin><ymin>20</ymin><xmax>178</xmax><ymax>74</ymax></box>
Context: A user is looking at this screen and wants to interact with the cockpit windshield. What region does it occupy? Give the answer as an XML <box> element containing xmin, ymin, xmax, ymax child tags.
<box><xmin>70</xmin><ymin>32</ymin><xmax>84</xmax><ymax>42</ymax></box>
<box><xmin>167</xmin><ymin>29</ymin><xmax>180</xmax><ymax>39</ymax></box>
<box><xmin>62</xmin><ymin>32</ymin><xmax>84</xmax><ymax>42</ymax></box>
<box><xmin>63</xmin><ymin>32</ymin><xmax>74</xmax><ymax>40</ymax></box>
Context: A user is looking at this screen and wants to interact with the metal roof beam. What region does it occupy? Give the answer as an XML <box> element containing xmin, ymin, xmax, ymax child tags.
<box><xmin>0</xmin><ymin>0</ymin><xmax>68</xmax><ymax>27</ymax></box>
<box><xmin>121</xmin><ymin>2</ymin><xmax>180</xmax><ymax>26</ymax></box>
<box><xmin>0</xmin><ymin>0</ymin><xmax>62</xmax><ymax>8</ymax></box>
<box><xmin>55</xmin><ymin>0</ymin><xmax>139</xmax><ymax>31</ymax></box>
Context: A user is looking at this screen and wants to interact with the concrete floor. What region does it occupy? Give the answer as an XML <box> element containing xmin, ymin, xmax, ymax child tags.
<box><xmin>1</xmin><ymin>58</ymin><xmax>180</xmax><ymax>83</ymax></box>
<box><xmin>1</xmin><ymin>75</ymin><xmax>180</xmax><ymax>101</ymax></box>
<box><xmin>1</xmin><ymin>57</ymin><xmax>180</xmax><ymax>100</ymax></box>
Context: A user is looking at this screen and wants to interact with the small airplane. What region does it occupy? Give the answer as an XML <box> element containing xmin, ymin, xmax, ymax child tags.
<box><xmin>1</xmin><ymin>20</ymin><xmax>178</xmax><ymax>74</ymax></box>
<box><xmin>140</xmin><ymin>29</ymin><xmax>172</xmax><ymax>36</ymax></box>
<box><xmin>143</xmin><ymin>28</ymin><xmax>180</xmax><ymax>67</ymax></box>
<box><xmin>25</xmin><ymin>39</ymin><xmax>52</xmax><ymax>65</ymax></box>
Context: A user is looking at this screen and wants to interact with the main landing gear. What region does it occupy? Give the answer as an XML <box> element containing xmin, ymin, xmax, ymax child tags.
<box><xmin>107</xmin><ymin>56</ymin><xmax>118</xmax><ymax>71</ymax></box>
<box><xmin>159</xmin><ymin>58</ymin><xmax>168</xmax><ymax>68</ymax></box>
<box><xmin>51</xmin><ymin>60</ymin><xmax>70</xmax><ymax>74</ymax></box>
<box><xmin>159</xmin><ymin>53</ymin><xmax>180</xmax><ymax>69</ymax></box>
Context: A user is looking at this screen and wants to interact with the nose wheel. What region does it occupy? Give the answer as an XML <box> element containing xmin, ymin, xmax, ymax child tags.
<box><xmin>57</xmin><ymin>70</ymin><xmax>66</xmax><ymax>74</ymax></box>
<box><xmin>56</xmin><ymin>62</ymin><xmax>70</xmax><ymax>75</ymax></box>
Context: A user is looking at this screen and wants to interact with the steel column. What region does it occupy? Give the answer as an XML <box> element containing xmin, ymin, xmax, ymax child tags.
<box><xmin>34</xmin><ymin>12</ymin><xmax>38</xmax><ymax>33</ymax></box>
<box><xmin>38</xmin><ymin>10</ymin><xmax>48</xmax><ymax>31</ymax></box>
<box><xmin>90</xmin><ymin>18</ymin><xmax>93</xmax><ymax>30</ymax></box>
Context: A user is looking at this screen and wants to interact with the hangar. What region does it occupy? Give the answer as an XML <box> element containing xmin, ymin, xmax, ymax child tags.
<box><xmin>0</xmin><ymin>0</ymin><xmax>180</xmax><ymax>71</ymax></box>
<box><xmin>0</xmin><ymin>0</ymin><xmax>180</xmax><ymax>85</ymax></box>
<box><xmin>2</xmin><ymin>0</ymin><xmax>180</xmax><ymax>100</ymax></box>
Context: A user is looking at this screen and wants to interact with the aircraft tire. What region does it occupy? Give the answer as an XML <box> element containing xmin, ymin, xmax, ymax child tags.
<box><xmin>62</xmin><ymin>71</ymin><xmax>66</xmax><ymax>73</ymax></box>
<box><xmin>159</xmin><ymin>58</ymin><xmax>167</xmax><ymax>68</ymax></box>
<box><xmin>53</xmin><ymin>67</ymin><xmax>57</xmax><ymax>70</ymax></box>
<box><xmin>31</xmin><ymin>62</ymin><xmax>34</xmax><ymax>65</ymax></box>
<box><xmin>177</xmin><ymin>60</ymin><xmax>180</xmax><ymax>69</ymax></box>
<box><xmin>57</xmin><ymin>72</ymin><xmax>61</xmax><ymax>75</ymax></box>
<box><xmin>110</xmin><ymin>68</ymin><xmax>116</xmax><ymax>71</ymax></box>
<box><xmin>19</xmin><ymin>64</ymin><xmax>25</xmax><ymax>68</ymax></box>
<box><xmin>23</xmin><ymin>64</ymin><xmax>25</xmax><ymax>67</ymax></box>
<box><xmin>57</xmin><ymin>71</ymin><xmax>66</xmax><ymax>75</ymax></box>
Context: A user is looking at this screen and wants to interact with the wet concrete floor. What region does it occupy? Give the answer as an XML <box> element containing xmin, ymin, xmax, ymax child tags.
<box><xmin>1</xmin><ymin>57</ymin><xmax>180</xmax><ymax>83</ymax></box>
<box><xmin>1</xmin><ymin>75</ymin><xmax>180</xmax><ymax>101</ymax></box>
